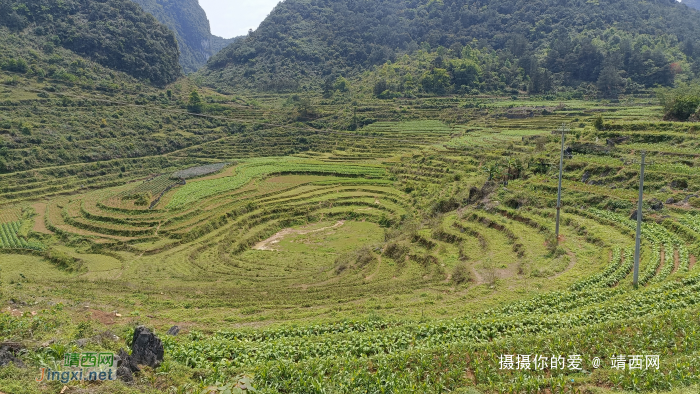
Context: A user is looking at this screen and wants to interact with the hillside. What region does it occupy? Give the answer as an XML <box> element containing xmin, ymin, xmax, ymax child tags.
<box><xmin>2</xmin><ymin>1</ymin><xmax>700</xmax><ymax>393</ymax></box>
<box><xmin>199</xmin><ymin>0</ymin><xmax>700</xmax><ymax>94</ymax></box>
<box><xmin>0</xmin><ymin>0</ymin><xmax>181</xmax><ymax>86</ymax></box>
<box><xmin>131</xmin><ymin>0</ymin><xmax>241</xmax><ymax>73</ymax></box>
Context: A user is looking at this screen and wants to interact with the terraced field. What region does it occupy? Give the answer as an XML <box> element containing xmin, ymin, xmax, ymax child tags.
<box><xmin>1</xmin><ymin>96</ymin><xmax>700</xmax><ymax>394</ymax></box>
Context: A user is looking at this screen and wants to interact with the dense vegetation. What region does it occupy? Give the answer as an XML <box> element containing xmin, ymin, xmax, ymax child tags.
<box><xmin>657</xmin><ymin>83</ymin><xmax>700</xmax><ymax>120</ymax></box>
<box><xmin>201</xmin><ymin>0</ymin><xmax>700</xmax><ymax>95</ymax></box>
<box><xmin>1</xmin><ymin>1</ymin><xmax>700</xmax><ymax>394</ymax></box>
<box><xmin>2</xmin><ymin>63</ymin><xmax>700</xmax><ymax>391</ymax></box>
<box><xmin>0</xmin><ymin>0</ymin><xmax>181</xmax><ymax>86</ymax></box>
<box><xmin>131</xmin><ymin>0</ymin><xmax>240</xmax><ymax>73</ymax></box>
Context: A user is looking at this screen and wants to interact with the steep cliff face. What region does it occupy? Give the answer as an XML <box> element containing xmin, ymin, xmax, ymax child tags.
<box><xmin>132</xmin><ymin>0</ymin><xmax>240</xmax><ymax>73</ymax></box>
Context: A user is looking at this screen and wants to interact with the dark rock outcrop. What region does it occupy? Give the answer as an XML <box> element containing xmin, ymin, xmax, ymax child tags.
<box><xmin>649</xmin><ymin>198</ymin><xmax>664</xmax><ymax>211</ymax></box>
<box><xmin>116</xmin><ymin>326</ymin><xmax>164</xmax><ymax>383</ymax></box>
<box><xmin>166</xmin><ymin>326</ymin><xmax>181</xmax><ymax>336</ymax></box>
<box><xmin>0</xmin><ymin>343</ymin><xmax>25</xmax><ymax>368</ymax></box>
<box><xmin>116</xmin><ymin>348</ymin><xmax>138</xmax><ymax>382</ymax></box>
<box><xmin>131</xmin><ymin>326</ymin><xmax>164</xmax><ymax>369</ymax></box>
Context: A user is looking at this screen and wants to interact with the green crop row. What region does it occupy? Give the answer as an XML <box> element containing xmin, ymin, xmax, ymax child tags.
<box><xmin>167</xmin><ymin>159</ymin><xmax>386</xmax><ymax>208</ymax></box>
<box><xmin>161</xmin><ymin>274</ymin><xmax>700</xmax><ymax>390</ymax></box>
<box><xmin>0</xmin><ymin>221</ymin><xmax>43</xmax><ymax>250</ymax></box>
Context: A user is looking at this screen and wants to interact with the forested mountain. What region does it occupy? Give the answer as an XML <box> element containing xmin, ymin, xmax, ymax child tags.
<box><xmin>199</xmin><ymin>0</ymin><xmax>700</xmax><ymax>96</ymax></box>
<box><xmin>131</xmin><ymin>0</ymin><xmax>241</xmax><ymax>73</ymax></box>
<box><xmin>0</xmin><ymin>0</ymin><xmax>181</xmax><ymax>86</ymax></box>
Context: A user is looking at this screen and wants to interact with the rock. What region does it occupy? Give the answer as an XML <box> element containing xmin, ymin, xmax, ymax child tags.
<box><xmin>40</xmin><ymin>340</ymin><xmax>55</xmax><ymax>348</ymax></box>
<box><xmin>629</xmin><ymin>209</ymin><xmax>639</xmax><ymax>221</ymax></box>
<box><xmin>166</xmin><ymin>326</ymin><xmax>180</xmax><ymax>336</ymax></box>
<box><xmin>75</xmin><ymin>338</ymin><xmax>89</xmax><ymax>348</ymax></box>
<box><xmin>116</xmin><ymin>348</ymin><xmax>138</xmax><ymax>383</ymax></box>
<box><xmin>468</xmin><ymin>186</ymin><xmax>482</xmax><ymax>203</ymax></box>
<box><xmin>671</xmin><ymin>179</ymin><xmax>688</xmax><ymax>189</ymax></box>
<box><xmin>116</xmin><ymin>364</ymin><xmax>134</xmax><ymax>382</ymax></box>
<box><xmin>0</xmin><ymin>342</ymin><xmax>23</xmax><ymax>353</ymax></box>
<box><xmin>666</xmin><ymin>197</ymin><xmax>676</xmax><ymax>204</ymax></box>
<box><xmin>0</xmin><ymin>345</ymin><xmax>24</xmax><ymax>368</ymax></box>
<box><xmin>130</xmin><ymin>326</ymin><xmax>164</xmax><ymax>369</ymax></box>
<box><xmin>564</xmin><ymin>147</ymin><xmax>573</xmax><ymax>158</ymax></box>
<box><xmin>649</xmin><ymin>198</ymin><xmax>663</xmax><ymax>211</ymax></box>
<box><xmin>581</xmin><ymin>171</ymin><xmax>591</xmax><ymax>183</ymax></box>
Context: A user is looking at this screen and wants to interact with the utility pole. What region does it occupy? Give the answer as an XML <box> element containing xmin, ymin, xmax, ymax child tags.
<box><xmin>633</xmin><ymin>151</ymin><xmax>646</xmax><ymax>288</ymax></box>
<box><xmin>555</xmin><ymin>124</ymin><xmax>566</xmax><ymax>241</ymax></box>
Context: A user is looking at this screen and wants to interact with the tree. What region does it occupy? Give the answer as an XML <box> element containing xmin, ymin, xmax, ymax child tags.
<box><xmin>333</xmin><ymin>77</ymin><xmax>350</xmax><ymax>92</ymax></box>
<box><xmin>594</xmin><ymin>115</ymin><xmax>604</xmax><ymax>130</ymax></box>
<box><xmin>187</xmin><ymin>91</ymin><xmax>204</xmax><ymax>113</ymax></box>
<box><xmin>597</xmin><ymin>65</ymin><xmax>625</xmax><ymax>98</ymax></box>
<box><xmin>482</xmin><ymin>162</ymin><xmax>501</xmax><ymax>181</ymax></box>
<box><xmin>421</xmin><ymin>68</ymin><xmax>451</xmax><ymax>95</ymax></box>
<box><xmin>373</xmin><ymin>79</ymin><xmax>388</xmax><ymax>97</ymax></box>
<box><xmin>656</xmin><ymin>84</ymin><xmax>700</xmax><ymax>121</ymax></box>
<box><xmin>528</xmin><ymin>67</ymin><xmax>553</xmax><ymax>94</ymax></box>
<box><xmin>449</xmin><ymin>59</ymin><xmax>481</xmax><ymax>92</ymax></box>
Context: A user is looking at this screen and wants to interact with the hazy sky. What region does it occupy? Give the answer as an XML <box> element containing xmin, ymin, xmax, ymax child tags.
<box><xmin>199</xmin><ymin>0</ymin><xmax>281</xmax><ymax>38</ymax></box>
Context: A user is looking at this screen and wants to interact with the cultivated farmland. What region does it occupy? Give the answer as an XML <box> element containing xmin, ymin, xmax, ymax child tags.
<box><xmin>1</xmin><ymin>90</ymin><xmax>700</xmax><ymax>394</ymax></box>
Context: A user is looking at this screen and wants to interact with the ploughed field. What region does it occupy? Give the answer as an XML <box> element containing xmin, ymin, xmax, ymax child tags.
<box><xmin>1</xmin><ymin>96</ymin><xmax>700</xmax><ymax>393</ymax></box>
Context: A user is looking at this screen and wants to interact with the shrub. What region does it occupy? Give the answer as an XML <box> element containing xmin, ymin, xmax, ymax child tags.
<box><xmin>666</xmin><ymin>95</ymin><xmax>700</xmax><ymax>121</ymax></box>
<box><xmin>384</xmin><ymin>242</ymin><xmax>409</xmax><ymax>262</ymax></box>
<box><xmin>593</xmin><ymin>115</ymin><xmax>604</xmax><ymax>130</ymax></box>
<box><xmin>656</xmin><ymin>84</ymin><xmax>700</xmax><ymax>121</ymax></box>
<box><xmin>355</xmin><ymin>246</ymin><xmax>376</xmax><ymax>267</ymax></box>
<box><xmin>187</xmin><ymin>91</ymin><xmax>204</xmax><ymax>113</ymax></box>
<box><xmin>335</xmin><ymin>246</ymin><xmax>376</xmax><ymax>274</ymax></box>
<box><xmin>451</xmin><ymin>263</ymin><xmax>472</xmax><ymax>285</ymax></box>
<box><xmin>122</xmin><ymin>192</ymin><xmax>152</xmax><ymax>206</ymax></box>
<box><xmin>545</xmin><ymin>232</ymin><xmax>566</xmax><ymax>257</ymax></box>
<box><xmin>45</xmin><ymin>248</ymin><xmax>83</xmax><ymax>272</ymax></box>
<box><xmin>689</xmin><ymin>197</ymin><xmax>700</xmax><ymax>208</ymax></box>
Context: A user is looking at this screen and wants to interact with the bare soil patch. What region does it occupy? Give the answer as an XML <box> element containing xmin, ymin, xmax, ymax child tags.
<box><xmin>87</xmin><ymin>309</ymin><xmax>117</xmax><ymax>325</ymax></box>
<box><xmin>253</xmin><ymin>221</ymin><xmax>346</xmax><ymax>251</ymax></box>
<box><xmin>673</xmin><ymin>249</ymin><xmax>680</xmax><ymax>274</ymax></box>
<box><xmin>31</xmin><ymin>202</ymin><xmax>53</xmax><ymax>234</ymax></box>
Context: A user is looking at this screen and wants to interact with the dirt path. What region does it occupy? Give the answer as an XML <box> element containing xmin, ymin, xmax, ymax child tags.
<box><xmin>471</xmin><ymin>268</ymin><xmax>484</xmax><ymax>285</ymax></box>
<box><xmin>31</xmin><ymin>202</ymin><xmax>53</xmax><ymax>234</ymax></box>
<box><xmin>673</xmin><ymin>249</ymin><xmax>680</xmax><ymax>274</ymax></box>
<box><xmin>365</xmin><ymin>256</ymin><xmax>382</xmax><ymax>281</ymax></box>
<box><xmin>657</xmin><ymin>249</ymin><xmax>665</xmax><ymax>276</ymax></box>
<box><xmin>690</xmin><ymin>255</ymin><xmax>697</xmax><ymax>271</ymax></box>
<box><xmin>552</xmin><ymin>252</ymin><xmax>577</xmax><ymax>279</ymax></box>
<box><xmin>253</xmin><ymin>221</ymin><xmax>345</xmax><ymax>251</ymax></box>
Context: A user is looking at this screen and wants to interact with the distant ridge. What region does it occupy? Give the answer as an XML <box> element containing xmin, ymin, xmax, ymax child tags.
<box><xmin>198</xmin><ymin>0</ymin><xmax>700</xmax><ymax>94</ymax></box>
<box><xmin>0</xmin><ymin>0</ymin><xmax>181</xmax><ymax>86</ymax></box>
<box><xmin>131</xmin><ymin>0</ymin><xmax>242</xmax><ymax>73</ymax></box>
